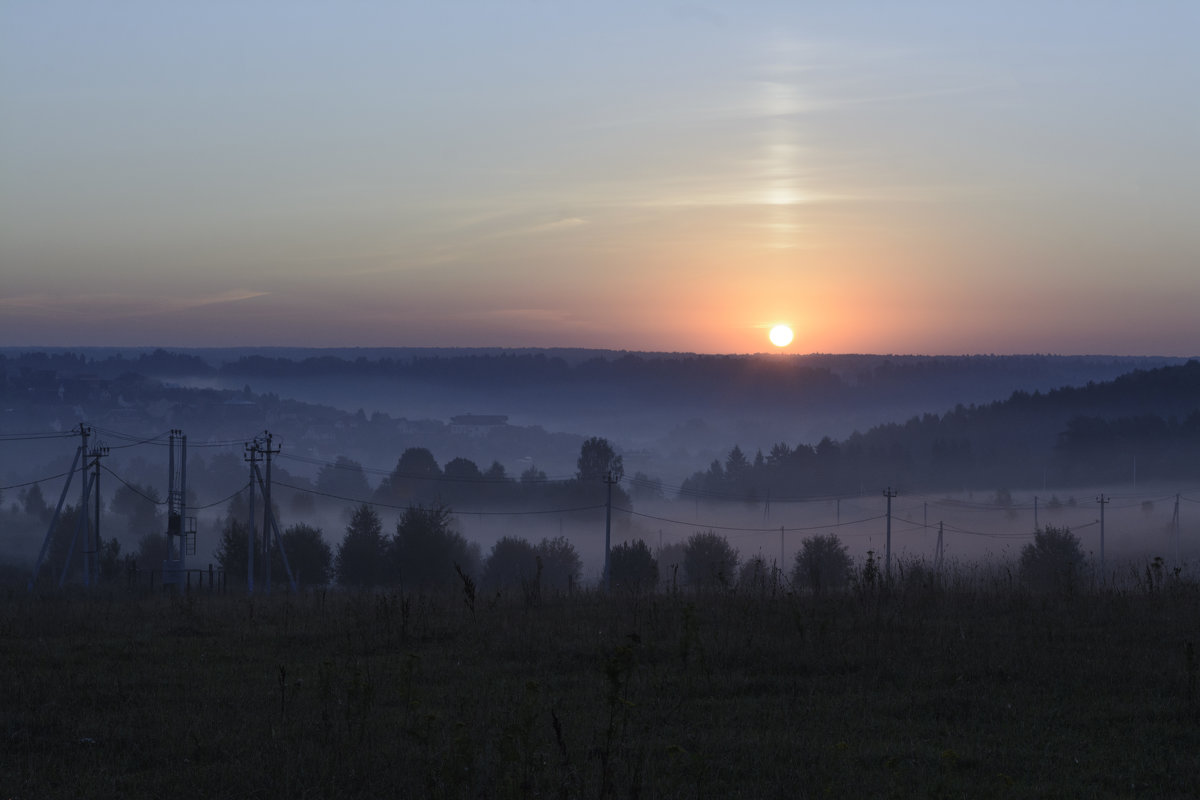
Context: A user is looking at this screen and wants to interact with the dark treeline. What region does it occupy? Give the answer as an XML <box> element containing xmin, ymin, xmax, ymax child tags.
<box><xmin>4</xmin><ymin>350</ymin><xmax>1197</xmax><ymax>505</ymax></box>
<box><xmin>313</xmin><ymin>437</ymin><xmax>631</xmax><ymax>512</ymax></box>
<box><xmin>4</xmin><ymin>348</ymin><xmax>1184</xmax><ymax>411</ymax></box>
<box><xmin>682</xmin><ymin>361</ymin><xmax>1200</xmax><ymax>496</ymax></box>
<box><xmin>168</xmin><ymin>350</ymin><xmax>1192</xmax><ymax>411</ymax></box>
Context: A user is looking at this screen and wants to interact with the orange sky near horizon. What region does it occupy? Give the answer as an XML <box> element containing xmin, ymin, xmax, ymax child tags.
<box><xmin>1</xmin><ymin>3</ymin><xmax>1197</xmax><ymax>357</ymax></box>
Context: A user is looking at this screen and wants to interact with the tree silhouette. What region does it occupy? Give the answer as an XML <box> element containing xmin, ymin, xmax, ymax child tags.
<box><xmin>738</xmin><ymin>554</ymin><xmax>772</xmax><ymax>593</ymax></box>
<box><xmin>535</xmin><ymin>536</ymin><xmax>582</xmax><ymax>593</ymax></box>
<box><xmin>375</xmin><ymin>448</ymin><xmax>443</xmax><ymax>506</ymax></box>
<box><xmin>683</xmin><ymin>531</ymin><xmax>738</xmax><ymax>590</ymax></box>
<box><xmin>443</xmin><ymin>457</ymin><xmax>483</xmax><ymax>481</ymax></box>
<box><xmin>609</xmin><ymin>539</ymin><xmax>658</xmax><ymax>592</ymax></box>
<box><xmin>214</xmin><ymin>521</ymin><xmax>248</xmax><ymax>580</ymax></box>
<box><xmin>19</xmin><ymin>483</ymin><xmax>50</xmax><ymax>522</ymax></box>
<box><xmin>577</xmin><ymin>437</ymin><xmax>623</xmax><ymax>482</ymax></box>
<box><xmin>1020</xmin><ymin>526</ymin><xmax>1085</xmax><ymax>593</ymax></box>
<box><xmin>335</xmin><ymin>504</ymin><xmax>387</xmax><ymax>588</ymax></box>
<box><xmin>390</xmin><ymin>504</ymin><xmax>479</xmax><ymax>589</ymax></box>
<box><xmin>481</xmin><ymin>536</ymin><xmax>539</xmax><ymax>591</ymax></box>
<box><xmin>136</xmin><ymin>531</ymin><xmax>169</xmax><ymax>573</ymax></box>
<box><xmin>111</xmin><ymin>481</ymin><xmax>162</xmax><ymax>538</ymax></box>
<box><xmin>281</xmin><ymin>523</ymin><xmax>333</xmax><ymax>588</ymax></box>
<box><xmin>315</xmin><ymin>456</ymin><xmax>371</xmax><ymax>502</ymax></box>
<box><xmin>97</xmin><ymin>537</ymin><xmax>122</xmax><ymax>582</ymax></box>
<box><xmin>792</xmin><ymin>534</ymin><xmax>852</xmax><ymax>594</ymax></box>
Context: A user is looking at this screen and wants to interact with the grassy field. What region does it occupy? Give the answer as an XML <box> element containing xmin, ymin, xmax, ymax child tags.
<box><xmin>4</xmin><ymin>564</ymin><xmax>1200</xmax><ymax>799</ymax></box>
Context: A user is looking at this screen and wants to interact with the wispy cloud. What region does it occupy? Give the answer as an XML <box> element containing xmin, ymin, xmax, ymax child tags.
<box><xmin>177</xmin><ymin>289</ymin><xmax>269</xmax><ymax>308</ymax></box>
<box><xmin>523</xmin><ymin>217</ymin><xmax>588</xmax><ymax>235</ymax></box>
<box><xmin>473</xmin><ymin>308</ymin><xmax>579</xmax><ymax>325</ymax></box>
<box><xmin>0</xmin><ymin>290</ymin><xmax>268</xmax><ymax>318</ymax></box>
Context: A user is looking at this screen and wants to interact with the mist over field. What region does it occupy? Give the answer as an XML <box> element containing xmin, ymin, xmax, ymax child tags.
<box><xmin>3</xmin><ymin>347</ymin><xmax>1198</xmax><ymax>585</ymax></box>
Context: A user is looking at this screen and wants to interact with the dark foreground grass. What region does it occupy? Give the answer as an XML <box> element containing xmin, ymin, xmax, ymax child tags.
<box><xmin>3</xmin><ymin>570</ymin><xmax>1200</xmax><ymax>799</ymax></box>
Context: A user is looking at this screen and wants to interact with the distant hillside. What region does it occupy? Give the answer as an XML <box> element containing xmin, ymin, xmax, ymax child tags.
<box><xmin>2</xmin><ymin>348</ymin><xmax>1193</xmax><ymax>494</ymax></box>
<box><xmin>3</xmin><ymin>348</ymin><xmax>1183</xmax><ymax>451</ymax></box>
<box><xmin>681</xmin><ymin>361</ymin><xmax>1200</xmax><ymax>497</ymax></box>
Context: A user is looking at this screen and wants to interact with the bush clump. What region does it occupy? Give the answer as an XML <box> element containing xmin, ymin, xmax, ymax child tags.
<box><xmin>1020</xmin><ymin>525</ymin><xmax>1085</xmax><ymax>592</ymax></box>
<box><xmin>738</xmin><ymin>554</ymin><xmax>773</xmax><ymax>593</ymax></box>
<box><xmin>792</xmin><ymin>534</ymin><xmax>852</xmax><ymax>594</ymax></box>
<box><xmin>390</xmin><ymin>504</ymin><xmax>480</xmax><ymax>590</ymax></box>
<box><xmin>481</xmin><ymin>536</ymin><xmax>539</xmax><ymax>591</ymax></box>
<box><xmin>608</xmin><ymin>539</ymin><xmax>659</xmax><ymax>592</ymax></box>
<box><xmin>682</xmin><ymin>531</ymin><xmax>738</xmax><ymax>590</ymax></box>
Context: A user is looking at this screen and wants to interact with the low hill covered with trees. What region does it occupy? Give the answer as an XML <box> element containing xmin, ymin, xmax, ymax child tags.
<box><xmin>681</xmin><ymin>360</ymin><xmax>1200</xmax><ymax>498</ymax></box>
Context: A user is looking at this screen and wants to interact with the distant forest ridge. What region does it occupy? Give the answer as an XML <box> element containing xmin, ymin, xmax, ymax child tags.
<box><xmin>683</xmin><ymin>360</ymin><xmax>1200</xmax><ymax>495</ymax></box>
<box><xmin>1</xmin><ymin>346</ymin><xmax>1186</xmax><ymax>390</ymax></box>
<box><xmin>1</xmin><ymin>348</ymin><xmax>1197</xmax><ymax>493</ymax></box>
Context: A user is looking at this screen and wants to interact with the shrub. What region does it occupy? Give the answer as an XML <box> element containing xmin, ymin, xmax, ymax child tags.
<box><xmin>137</xmin><ymin>531</ymin><xmax>170</xmax><ymax>573</ymax></box>
<box><xmin>738</xmin><ymin>554</ymin><xmax>773</xmax><ymax>593</ymax></box>
<box><xmin>216</xmin><ymin>521</ymin><xmax>332</xmax><ymax>588</ymax></box>
<box><xmin>280</xmin><ymin>523</ymin><xmax>333</xmax><ymax>588</ymax></box>
<box><xmin>792</xmin><ymin>534</ymin><xmax>852</xmax><ymax>594</ymax></box>
<box><xmin>535</xmin><ymin>536</ymin><xmax>582</xmax><ymax>593</ymax></box>
<box><xmin>335</xmin><ymin>504</ymin><xmax>387</xmax><ymax>588</ymax></box>
<box><xmin>655</xmin><ymin>542</ymin><xmax>687</xmax><ymax>590</ymax></box>
<box><xmin>1020</xmin><ymin>525</ymin><xmax>1085</xmax><ymax>592</ymax></box>
<box><xmin>481</xmin><ymin>536</ymin><xmax>539</xmax><ymax>591</ymax></box>
<box><xmin>609</xmin><ymin>539</ymin><xmax>659</xmax><ymax>592</ymax></box>
<box><xmin>390</xmin><ymin>504</ymin><xmax>479</xmax><ymax>590</ymax></box>
<box><xmin>682</xmin><ymin>531</ymin><xmax>738</xmax><ymax>590</ymax></box>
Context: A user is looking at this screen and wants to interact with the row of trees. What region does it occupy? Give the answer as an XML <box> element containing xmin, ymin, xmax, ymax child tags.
<box><xmin>206</xmin><ymin>490</ymin><xmax>863</xmax><ymax>594</ymax></box>
<box><xmin>680</xmin><ymin>362</ymin><xmax>1200</xmax><ymax>497</ymax></box>
<box><xmin>17</xmin><ymin>475</ymin><xmax>1086</xmax><ymax>596</ymax></box>
<box><xmin>315</xmin><ymin>437</ymin><xmax>630</xmax><ymax>511</ymax></box>
<box><xmin>214</xmin><ymin>503</ymin><xmax>586</xmax><ymax>594</ymax></box>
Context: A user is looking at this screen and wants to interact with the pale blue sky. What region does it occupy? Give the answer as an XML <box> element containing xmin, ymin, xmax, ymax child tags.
<box><xmin>2</xmin><ymin>1</ymin><xmax>1197</xmax><ymax>354</ymax></box>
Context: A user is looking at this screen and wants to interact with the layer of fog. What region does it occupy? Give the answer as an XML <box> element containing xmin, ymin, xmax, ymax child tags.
<box><xmin>7</xmin><ymin>465</ymin><xmax>1195</xmax><ymax>588</ymax></box>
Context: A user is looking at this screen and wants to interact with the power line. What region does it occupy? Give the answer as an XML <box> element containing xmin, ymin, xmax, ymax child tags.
<box><xmin>0</xmin><ymin>431</ymin><xmax>76</xmax><ymax>442</ymax></box>
<box><xmin>0</xmin><ymin>470</ymin><xmax>75</xmax><ymax>492</ymax></box>
<box><xmin>88</xmin><ymin>427</ymin><xmax>172</xmax><ymax>449</ymax></box>
<box><xmin>615</xmin><ymin>506</ymin><xmax>887</xmax><ymax>534</ymax></box>
<box><xmin>100</xmin><ymin>465</ymin><xmax>166</xmax><ymax>505</ymax></box>
<box><xmin>271</xmin><ymin>479</ymin><xmax>606</xmax><ymax>517</ymax></box>
<box><xmin>192</xmin><ymin>483</ymin><xmax>249</xmax><ymax>511</ymax></box>
<box><xmin>275</xmin><ymin>450</ymin><xmax>579</xmax><ymax>484</ymax></box>
<box><xmin>893</xmin><ymin>515</ymin><xmax>1033</xmax><ymax>540</ymax></box>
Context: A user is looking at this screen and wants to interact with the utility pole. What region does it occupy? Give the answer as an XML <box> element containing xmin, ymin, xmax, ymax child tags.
<box><xmin>258</xmin><ymin>431</ymin><xmax>280</xmax><ymax>593</ymax></box>
<box><xmin>1097</xmin><ymin>493</ymin><xmax>1109</xmax><ymax>578</ymax></box>
<box><xmin>883</xmin><ymin>487</ymin><xmax>896</xmax><ymax>577</ymax></box>
<box><xmin>59</xmin><ymin>469</ymin><xmax>98</xmax><ymax>589</ymax></box>
<box><xmin>28</xmin><ymin>444</ymin><xmax>83</xmax><ymax>592</ymax></box>
<box><xmin>78</xmin><ymin>425</ymin><xmax>90</xmax><ymax>585</ymax></box>
<box><xmin>251</xmin><ymin>451</ymin><xmax>298</xmax><ymax>594</ymax></box>
<box><xmin>935</xmin><ymin>521</ymin><xmax>944</xmax><ymax>572</ymax></box>
<box><xmin>58</xmin><ymin>426</ymin><xmax>102</xmax><ymax>588</ymax></box>
<box><xmin>603</xmin><ymin>471</ymin><xmax>615</xmax><ymax>592</ymax></box>
<box><xmin>244</xmin><ymin>432</ymin><xmax>288</xmax><ymax>593</ymax></box>
<box><xmin>161</xmin><ymin>430</ymin><xmax>193</xmax><ymax>589</ymax></box>
<box><xmin>1172</xmin><ymin>494</ymin><xmax>1181</xmax><ymax>564</ymax></box>
<box><xmin>1034</xmin><ymin>495</ymin><xmax>1039</xmax><ymax>532</ymax></box>
<box><xmin>244</xmin><ymin>441</ymin><xmax>258</xmax><ymax>594</ymax></box>
<box><xmin>87</xmin><ymin>440</ymin><xmax>109</xmax><ymax>586</ymax></box>
<box><xmin>779</xmin><ymin>525</ymin><xmax>785</xmax><ymax>583</ymax></box>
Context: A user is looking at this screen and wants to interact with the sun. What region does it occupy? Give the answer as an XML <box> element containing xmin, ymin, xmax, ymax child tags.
<box><xmin>768</xmin><ymin>324</ymin><xmax>794</xmax><ymax>348</ymax></box>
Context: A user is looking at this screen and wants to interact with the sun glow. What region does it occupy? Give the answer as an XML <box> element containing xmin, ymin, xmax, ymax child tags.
<box><xmin>768</xmin><ymin>324</ymin><xmax>794</xmax><ymax>347</ymax></box>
